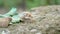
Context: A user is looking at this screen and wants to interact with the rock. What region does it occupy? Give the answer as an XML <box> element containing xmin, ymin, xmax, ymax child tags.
<box><xmin>0</xmin><ymin>5</ymin><xmax>60</xmax><ymax>34</ymax></box>
<box><xmin>30</xmin><ymin>5</ymin><xmax>60</xmax><ymax>34</ymax></box>
<box><xmin>0</xmin><ymin>17</ymin><xmax>12</xmax><ymax>27</ymax></box>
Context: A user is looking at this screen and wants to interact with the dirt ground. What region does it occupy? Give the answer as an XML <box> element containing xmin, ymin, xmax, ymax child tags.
<box><xmin>0</xmin><ymin>5</ymin><xmax>60</xmax><ymax>34</ymax></box>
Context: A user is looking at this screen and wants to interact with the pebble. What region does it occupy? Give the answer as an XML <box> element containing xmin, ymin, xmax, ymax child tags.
<box><xmin>30</xmin><ymin>29</ymin><xmax>37</xmax><ymax>32</ymax></box>
<box><xmin>36</xmin><ymin>32</ymin><xmax>42</xmax><ymax>34</ymax></box>
<box><xmin>0</xmin><ymin>17</ymin><xmax>12</xmax><ymax>27</ymax></box>
<box><xmin>2</xmin><ymin>29</ymin><xmax>10</xmax><ymax>34</ymax></box>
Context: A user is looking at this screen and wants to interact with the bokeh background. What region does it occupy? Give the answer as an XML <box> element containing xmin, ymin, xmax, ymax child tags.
<box><xmin>0</xmin><ymin>0</ymin><xmax>60</xmax><ymax>9</ymax></box>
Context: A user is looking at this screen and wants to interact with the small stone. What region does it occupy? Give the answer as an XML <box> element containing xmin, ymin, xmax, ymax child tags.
<box><xmin>30</xmin><ymin>29</ymin><xmax>37</xmax><ymax>32</ymax></box>
<box><xmin>0</xmin><ymin>17</ymin><xmax>12</xmax><ymax>27</ymax></box>
<box><xmin>36</xmin><ymin>32</ymin><xmax>42</xmax><ymax>34</ymax></box>
<box><xmin>2</xmin><ymin>30</ymin><xmax>10</xmax><ymax>34</ymax></box>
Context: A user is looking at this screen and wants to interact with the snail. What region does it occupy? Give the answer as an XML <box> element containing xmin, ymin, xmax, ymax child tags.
<box><xmin>20</xmin><ymin>12</ymin><xmax>36</xmax><ymax>23</ymax></box>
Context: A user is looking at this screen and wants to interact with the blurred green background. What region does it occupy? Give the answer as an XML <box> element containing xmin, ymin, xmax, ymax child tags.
<box><xmin>0</xmin><ymin>0</ymin><xmax>60</xmax><ymax>9</ymax></box>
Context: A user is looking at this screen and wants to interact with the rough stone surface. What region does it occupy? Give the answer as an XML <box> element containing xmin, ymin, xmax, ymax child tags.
<box><xmin>0</xmin><ymin>5</ymin><xmax>60</xmax><ymax>34</ymax></box>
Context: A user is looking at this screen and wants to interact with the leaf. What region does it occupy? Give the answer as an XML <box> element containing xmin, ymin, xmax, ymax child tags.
<box><xmin>11</xmin><ymin>15</ymin><xmax>20</xmax><ymax>23</ymax></box>
<box><xmin>4</xmin><ymin>8</ymin><xmax>18</xmax><ymax>17</ymax></box>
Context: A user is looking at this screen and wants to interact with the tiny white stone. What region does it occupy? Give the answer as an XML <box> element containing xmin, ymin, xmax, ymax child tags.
<box><xmin>52</xmin><ymin>19</ymin><xmax>54</xmax><ymax>21</ymax></box>
<box><xmin>45</xmin><ymin>25</ymin><xmax>49</xmax><ymax>28</ymax></box>
<box><xmin>2</xmin><ymin>30</ymin><xmax>10</xmax><ymax>34</ymax></box>
<box><xmin>36</xmin><ymin>32</ymin><xmax>42</xmax><ymax>34</ymax></box>
<box><xmin>2</xmin><ymin>31</ymin><xmax>6</xmax><ymax>34</ymax></box>
<box><xmin>30</xmin><ymin>29</ymin><xmax>37</xmax><ymax>32</ymax></box>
